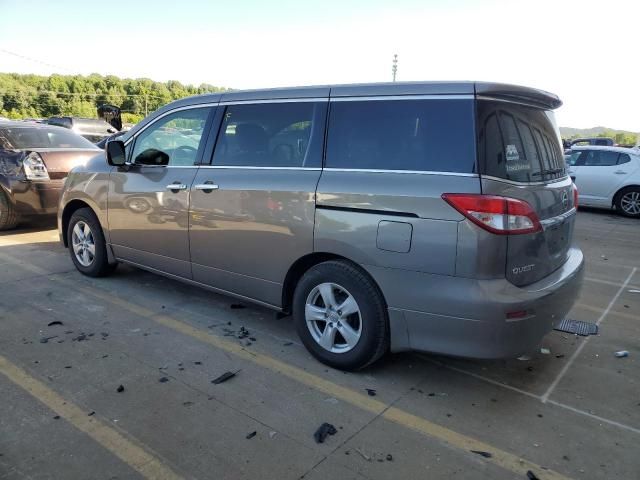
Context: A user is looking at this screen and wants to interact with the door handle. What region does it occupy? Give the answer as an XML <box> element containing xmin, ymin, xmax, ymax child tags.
<box><xmin>194</xmin><ymin>182</ymin><xmax>219</xmax><ymax>192</ymax></box>
<box><xmin>166</xmin><ymin>183</ymin><xmax>188</xmax><ymax>191</ymax></box>
<box><xmin>614</xmin><ymin>170</ymin><xmax>628</xmax><ymax>174</ymax></box>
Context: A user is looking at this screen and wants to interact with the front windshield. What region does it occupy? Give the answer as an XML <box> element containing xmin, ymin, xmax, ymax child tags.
<box><xmin>0</xmin><ymin>127</ymin><xmax>98</xmax><ymax>150</ymax></box>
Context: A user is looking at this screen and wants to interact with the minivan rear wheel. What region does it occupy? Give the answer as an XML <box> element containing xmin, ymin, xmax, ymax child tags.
<box><xmin>67</xmin><ymin>208</ymin><xmax>116</xmax><ymax>277</ymax></box>
<box><xmin>615</xmin><ymin>187</ymin><xmax>640</xmax><ymax>218</ymax></box>
<box><xmin>293</xmin><ymin>260</ymin><xmax>388</xmax><ymax>370</ymax></box>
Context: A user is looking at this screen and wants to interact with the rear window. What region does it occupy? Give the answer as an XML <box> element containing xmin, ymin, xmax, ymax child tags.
<box><xmin>477</xmin><ymin>100</ymin><xmax>565</xmax><ymax>182</ymax></box>
<box><xmin>325</xmin><ymin>98</ymin><xmax>476</xmax><ymax>173</ymax></box>
<box><xmin>0</xmin><ymin>127</ymin><xmax>98</xmax><ymax>149</ymax></box>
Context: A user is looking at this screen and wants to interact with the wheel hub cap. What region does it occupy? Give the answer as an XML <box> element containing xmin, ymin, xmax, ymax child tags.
<box><xmin>71</xmin><ymin>221</ymin><xmax>96</xmax><ymax>267</ymax></box>
<box><xmin>621</xmin><ymin>192</ymin><xmax>640</xmax><ymax>215</ymax></box>
<box><xmin>305</xmin><ymin>282</ymin><xmax>362</xmax><ymax>354</ymax></box>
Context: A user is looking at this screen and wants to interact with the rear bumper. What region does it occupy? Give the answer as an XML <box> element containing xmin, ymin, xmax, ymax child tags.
<box><xmin>366</xmin><ymin>247</ymin><xmax>585</xmax><ymax>358</ymax></box>
<box><xmin>10</xmin><ymin>179</ymin><xmax>64</xmax><ymax>216</ymax></box>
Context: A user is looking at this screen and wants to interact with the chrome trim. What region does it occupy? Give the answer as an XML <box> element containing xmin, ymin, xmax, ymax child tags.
<box><xmin>124</xmin><ymin>103</ymin><xmax>218</xmax><ymax>146</ymax></box>
<box><xmin>540</xmin><ymin>208</ymin><xmax>577</xmax><ymax>229</ymax></box>
<box><xmin>480</xmin><ymin>174</ymin><xmax>570</xmax><ymax>186</ymax></box>
<box><xmin>166</xmin><ymin>183</ymin><xmax>188</xmax><ymax>191</ymax></box>
<box><xmin>323</xmin><ymin>168</ymin><xmax>478</xmax><ymax>177</ymax></box>
<box><xmin>219</xmin><ymin>97</ymin><xmax>327</xmax><ymax>106</ymax></box>
<box><xmin>330</xmin><ymin>94</ymin><xmax>474</xmax><ymax>102</ymax></box>
<box><xmin>193</xmin><ymin>183</ymin><xmax>219</xmax><ymax>191</ymax></box>
<box><xmin>199</xmin><ymin>165</ymin><xmax>322</xmax><ymax>171</ymax></box>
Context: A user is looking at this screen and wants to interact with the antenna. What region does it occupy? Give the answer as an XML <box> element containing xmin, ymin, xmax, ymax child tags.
<box><xmin>392</xmin><ymin>54</ymin><xmax>398</xmax><ymax>82</ymax></box>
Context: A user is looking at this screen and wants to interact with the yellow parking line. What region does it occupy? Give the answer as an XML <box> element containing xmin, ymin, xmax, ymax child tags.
<box><xmin>0</xmin><ymin>355</ymin><xmax>183</xmax><ymax>480</ymax></box>
<box><xmin>0</xmin><ymin>253</ymin><xmax>572</xmax><ymax>480</ymax></box>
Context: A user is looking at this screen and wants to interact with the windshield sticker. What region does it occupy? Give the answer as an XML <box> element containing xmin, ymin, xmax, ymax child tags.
<box><xmin>505</xmin><ymin>144</ymin><xmax>530</xmax><ymax>172</ymax></box>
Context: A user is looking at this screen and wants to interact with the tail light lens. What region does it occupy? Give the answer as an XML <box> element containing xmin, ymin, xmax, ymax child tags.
<box><xmin>572</xmin><ymin>183</ymin><xmax>578</xmax><ymax>208</ymax></box>
<box><xmin>23</xmin><ymin>152</ymin><xmax>50</xmax><ymax>181</ymax></box>
<box><xmin>442</xmin><ymin>193</ymin><xmax>542</xmax><ymax>235</ymax></box>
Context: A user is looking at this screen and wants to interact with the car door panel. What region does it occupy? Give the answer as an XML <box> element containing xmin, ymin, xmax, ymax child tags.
<box><xmin>189</xmin><ymin>100</ymin><xmax>328</xmax><ymax>307</ymax></box>
<box><xmin>108</xmin><ymin>106</ymin><xmax>214</xmax><ymax>278</ymax></box>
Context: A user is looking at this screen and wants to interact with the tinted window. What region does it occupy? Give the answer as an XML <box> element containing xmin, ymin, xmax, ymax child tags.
<box><xmin>325</xmin><ymin>99</ymin><xmax>476</xmax><ymax>172</ymax></box>
<box><xmin>477</xmin><ymin>100</ymin><xmax>564</xmax><ymax>182</ymax></box>
<box><xmin>132</xmin><ymin>108</ymin><xmax>210</xmax><ymax>166</ymax></box>
<box><xmin>0</xmin><ymin>127</ymin><xmax>98</xmax><ymax>149</ymax></box>
<box><xmin>212</xmin><ymin>102</ymin><xmax>326</xmax><ymax>167</ymax></box>
<box><xmin>618</xmin><ymin>153</ymin><xmax>631</xmax><ymax>165</ymax></box>
<box><xmin>581</xmin><ymin>150</ymin><xmax>619</xmax><ymax>166</ymax></box>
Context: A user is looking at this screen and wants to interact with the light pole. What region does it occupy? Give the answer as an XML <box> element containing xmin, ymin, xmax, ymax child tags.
<box><xmin>392</xmin><ymin>54</ymin><xmax>398</xmax><ymax>82</ymax></box>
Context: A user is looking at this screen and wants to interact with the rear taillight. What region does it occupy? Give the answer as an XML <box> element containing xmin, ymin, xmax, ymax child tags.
<box><xmin>572</xmin><ymin>183</ymin><xmax>578</xmax><ymax>209</ymax></box>
<box><xmin>23</xmin><ymin>152</ymin><xmax>50</xmax><ymax>181</ymax></box>
<box><xmin>442</xmin><ymin>193</ymin><xmax>542</xmax><ymax>235</ymax></box>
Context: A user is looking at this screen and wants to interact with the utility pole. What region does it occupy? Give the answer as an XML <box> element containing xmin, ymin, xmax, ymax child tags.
<box><xmin>392</xmin><ymin>54</ymin><xmax>398</xmax><ymax>82</ymax></box>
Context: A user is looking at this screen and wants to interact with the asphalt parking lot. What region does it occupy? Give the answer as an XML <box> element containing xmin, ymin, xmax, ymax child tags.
<box><xmin>0</xmin><ymin>209</ymin><xmax>638</xmax><ymax>480</ymax></box>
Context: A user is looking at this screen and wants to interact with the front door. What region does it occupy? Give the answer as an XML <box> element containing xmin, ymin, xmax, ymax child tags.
<box><xmin>189</xmin><ymin>99</ymin><xmax>328</xmax><ymax>306</ymax></box>
<box><xmin>108</xmin><ymin>106</ymin><xmax>213</xmax><ymax>277</ymax></box>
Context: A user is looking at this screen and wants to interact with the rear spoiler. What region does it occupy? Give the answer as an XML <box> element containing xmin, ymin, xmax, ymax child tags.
<box><xmin>475</xmin><ymin>82</ymin><xmax>562</xmax><ymax>110</ymax></box>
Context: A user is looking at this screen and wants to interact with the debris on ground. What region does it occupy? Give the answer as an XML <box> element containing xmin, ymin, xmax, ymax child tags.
<box><xmin>158</xmin><ymin>377</ymin><xmax>169</xmax><ymax>383</ymax></box>
<box><xmin>427</xmin><ymin>392</ymin><xmax>448</xmax><ymax>397</ymax></box>
<box><xmin>72</xmin><ymin>334</ymin><xmax>88</xmax><ymax>342</ymax></box>
<box><xmin>211</xmin><ymin>370</ymin><xmax>239</xmax><ymax>384</ymax></box>
<box><xmin>53</xmin><ymin>415</ymin><xmax>60</xmax><ymax>420</ymax></box>
<box><xmin>230</xmin><ymin>304</ymin><xmax>246</xmax><ymax>309</ymax></box>
<box><xmin>246</xmin><ymin>431</ymin><xmax>256</xmax><ymax>439</ymax></box>
<box><xmin>354</xmin><ymin>447</ymin><xmax>371</xmax><ymax>461</ymax></box>
<box><xmin>269</xmin><ymin>431</ymin><xmax>277</xmax><ymax>439</ymax></box>
<box><xmin>628</xmin><ymin>289</ymin><xmax>640</xmax><ymax>294</ymax></box>
<box><xmin>325</xmin><ymin>397</ymin><xmax>339</xmax><ymax>404</ymax></box>
<box><xmin>116</xmin><ymin>385</ymin><xmax>124</xmax><ymax>393</ymax></box>
<box><xmin>283</xmin><ymin>342</ymin><xmax>293</xmax><ymax>346</ymax></box>
<box><xmin>182</xmin><ymin>401</ymin><xmax>194</xmax><ymax>407</ymax></box>
<box><xmin>471</xmin><ymin>450</ymin><xmax>493</xmax><ymax>458</ymax></box>
<box><xmin>88</xmin><ymin>411</ymin><xmax>95</xmax><ymax>416</ymax></box>
<box><xmin>193</xmin><ymin>361</ymin><xmax>202</xmax><ymax>365</ymax></box>
<box><xmin>386</xmin><ymin>454</ymin><xmax>393</xmax><ymax>461</ymax></box>
<box><xmin>556</xmin><ymin>354</ymin><xmax>565</xmax><ymax>359</ymax></box>
<box><xmin>527</xmin><ymin>471</ymin><xmax>541</xmax><ymax>480</ymax></box>
<box><xmin>313</xmin><ymin>423</ymin><xmax>337</xmax><ymax>443</ymax></box>
<box><xmin>614</xmin><ymin>350</ymin><xmax>629</xmax><ymax>358</ymax></box>
<box><xmin>366</xmin><ymin>388</ymin><xmax>377</xmax><ymax>396</ymax></box>
<box><xmin>540</xmin><ymin>348</ymin><xmax>550</xmax><ymax>355</ymax></box>
<box><xmin>40</xmin><ymin>336</ymin><xmax>57</xmax><ymax>344</ymax></box>
<box><xmin>517</xmin><ymin>355</ymin><xmax>531</xmax><ymax>361</ymax></box>
<box><xmin>47</xmin><ymin>321</ymin><xmax>63</xmax><ymax>327</ymax></box>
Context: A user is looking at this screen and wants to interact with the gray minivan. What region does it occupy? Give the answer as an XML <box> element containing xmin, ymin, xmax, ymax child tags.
<box><xmin>58</xmin><ymin>82</ymin><xmax>584</xmax><ymax>370</ymax></box>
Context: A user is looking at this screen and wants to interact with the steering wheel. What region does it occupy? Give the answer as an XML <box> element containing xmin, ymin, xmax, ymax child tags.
<box><xmin>172</xmin><ymin>145</ymin><xmax>198</xmax><ymax>165</ymax></box>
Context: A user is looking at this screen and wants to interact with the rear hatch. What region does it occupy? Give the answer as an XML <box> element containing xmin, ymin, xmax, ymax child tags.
<box><xmin>476</xmin><ymin>96</ymin><xmax>576</xmax><ymax>287</ymax></box>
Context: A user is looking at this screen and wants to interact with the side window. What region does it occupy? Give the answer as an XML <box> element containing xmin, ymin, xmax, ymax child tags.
<box><xmin>212</xmin><ymin>102</ymin><xmax>325</xmax><ymax>167</ymax></box>
<box><xmin>583</xmin><ymin>150</ymin><xmax>618</xmax><ymax>166</ymax></box>
<box><xmin>617</xmin><ymin>154</ymin><xmax>631</xmax><ymax>165</ymax></box>
<box><xmin>131</xmin><ymin>108</ymin><xmax>211</xmax><ymax>166</ymax></box>
<box><xmin>325</xmin><ymin>99</ymin><xmax>476</xmax><ymax>172</ymax></box>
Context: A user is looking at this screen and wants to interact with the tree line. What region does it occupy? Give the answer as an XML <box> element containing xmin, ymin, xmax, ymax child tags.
<box><xmin>0</xmin><ymin>73</ymin><xmax>226</xmax><ymax>124</ymax></box>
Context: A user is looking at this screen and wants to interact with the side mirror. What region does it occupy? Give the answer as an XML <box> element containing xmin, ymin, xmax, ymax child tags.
<box><xmin>106</xmin><ymin>140</ymin><xmax>126</xmax><ymax>166</ymax></box>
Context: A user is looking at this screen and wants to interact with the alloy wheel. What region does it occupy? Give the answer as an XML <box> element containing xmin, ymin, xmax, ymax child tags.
<box><xmin>305</xmin><ymin>282</ymin><xmax>362</xmax><ymax>353</ymax></box>
<box><xmin>620</xmin><ymin>191</ymin><xmax>640</xmax><ymax>215</ymax></box>
<box><xmin>71</xmin><ymin>221</ymin><xmax>96</xmax><ymax>267</ymax></box>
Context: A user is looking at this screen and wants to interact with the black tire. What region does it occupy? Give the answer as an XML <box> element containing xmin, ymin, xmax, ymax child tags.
<box><xmin>615</xmin><ymin>187</ymin><xmax>640</xmax><ymax>218</ymax></box>
<box><xmin>0</xmin><ymin>188</ymin><xmax>19</xmax><ymax>230</ymax></box>
<box><xmin>293</xmin><ymin>260</ymin><xmax>388</xmax><ymax>370</ymax></box>
<box><xmin>67</xmin><ymin>208</ymin><xmax>117</xmax><ymax>277</ymax></box>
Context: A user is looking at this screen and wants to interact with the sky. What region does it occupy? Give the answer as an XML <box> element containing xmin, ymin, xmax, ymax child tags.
<box><xmin>1</xmin><ymin>0</ymin><xmax>639</xmax><ymax>131</ymax></box>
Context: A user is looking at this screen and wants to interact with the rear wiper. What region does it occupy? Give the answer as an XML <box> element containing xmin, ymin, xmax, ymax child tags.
<box><xmin>532</xmin><ymin>168</ymin><xmax>565</xmax><ymax>177</ymax></box>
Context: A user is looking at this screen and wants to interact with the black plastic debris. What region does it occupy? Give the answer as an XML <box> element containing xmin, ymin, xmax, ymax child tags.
<box><xmin>471</xmin><ymin>450</ymin><xmax>493</xmax><ymax>458</ymax></box>
<box><xmin>64</xmin><ymin>366</ymin><xmax>72</xmax><ymax>369</ymax></box>
<box><xmin>386</xmin><ymin>454</ymin><xmax>393</xmax><ymax>461</ymax></box>
<box><xmin>40</xmin><ymin>336</ymin><xmax>57</xmax><ymax>344</ymax></box>
<box><xmin>211</xmin><ymin>370</ymin><xmax>239</xmax><ymax>384</ymax></box>
<box><xmin>88</xmin><ymin>411</ymin><xmax>95</xmax><ymax>416</ymax></box>
<box><xmin>283</xmin><ymin>342</ymin><xmax>293</xmax><ymax>346</ymax></box>
<box><xmin>183</xmin><ymin>401</ymin><xmax>194</xmax><ymax>407</ymax></box>
<box><xmin>246</xmin><ymin>431</ymin><xmax>257</xmax><ymax>439</ymax></box>
<box><xmin>249</xmin><ymin>337</ymin><xmax>257</xmax><ymax>342</ymax></box>
<box><xmin>72</xmin><ymin>334</ymin><xmax>87</xmax><ymax>342</ymax></box>
<box><xmin>194</xmin><ymin>361</ymin><xmax>202</xmax><ymax>365</ymax></box>
<box><xmin>159</xmin><ymin>377</ymin><xmax>169</xmax><ymax>383</ymax></box>
<box><xmin>313</xmin><ymin>423</ymin><xmax>337</xmax><ymax>443</ymax></box>
<box><xmin>230</xmin><ymin>304</ymin><xmax>246</xmax><ymax>309</ymax></box>
<box><xmin>47</xmin><ymin>321</ymin><xmax>63</xmax><ymax>327</ymax></box>
<box><xmin>527</xmin><ymin>471</ymin><xmax>540</xmax><ymax>480</ymax></box>
<box><xmin>53</xmin><ymin>415</ymin><xmax>60</xmax><ymax>420</ymax></box>
<box><xmin>555</xmin><ymin>354</ymin><xmax>565</xmax><ymax>359</ymax></box>
<box><xmin>366</xmin><ymin>388</ymin><xmax>377</xmax><ymax>396</ymax></box>
<box><xmin>116</xmin><ymin>385</ymin><xmax>124</xmax><ymax>393</ymax></box>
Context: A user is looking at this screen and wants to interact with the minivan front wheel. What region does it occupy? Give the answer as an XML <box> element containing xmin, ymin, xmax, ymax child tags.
<box><xmin>616</xmin><ymin>187</ymin><xmax>640</xmax><ymax>218</ymax></box>
<box><xmin>293</xmin><ymin>261</ymin><xmax>388</xmax><ymax>370</ymax></box>
<box><xmin>67</xmin><ymin>208</ymin><xmax>116</xmax><ymax>277</ymax></box>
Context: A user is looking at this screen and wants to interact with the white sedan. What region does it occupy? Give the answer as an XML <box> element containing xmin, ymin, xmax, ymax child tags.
<box><xmin>567</xmin><ymin>146</ymin><xmax>640</xmax><ymax>218</ymax></box>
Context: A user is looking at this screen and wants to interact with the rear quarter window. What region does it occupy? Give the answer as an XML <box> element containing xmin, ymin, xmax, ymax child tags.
<box><xmin>325</xmin><ymin>98</ymin><xmax>476</xmax><ymax>173</ymax></box>
<box><xmin>477</xmin><ymin>100</ymin><xmax>564</xmax><ymax>182</ymax></box>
